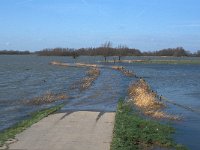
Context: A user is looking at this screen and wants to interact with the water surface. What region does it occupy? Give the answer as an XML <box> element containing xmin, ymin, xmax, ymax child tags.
<box><xmin>0</xmin><ymin>55</ymin><xmax>200</xmax><ymax>149</ymax></box>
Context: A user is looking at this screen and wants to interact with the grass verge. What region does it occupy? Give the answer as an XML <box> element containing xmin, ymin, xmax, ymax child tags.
<box><xmin>111</xmin><ymin>100</ymin><xmax>187</xmax><ymax>150</ymax></box>
<box><xmin>0</xmin><ymin>104</ymin><xmax>64</xmax><ymax>147</ymax></box>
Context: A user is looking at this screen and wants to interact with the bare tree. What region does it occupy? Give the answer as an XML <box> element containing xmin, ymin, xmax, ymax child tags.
<box><xmin>71</xmin><ymin>50</ymin><xmax>79</xmax><ymax>60</ymax></box>
<box><xmin>194</xmin><ymin>50</ymin><xmax>200</xmax><ymax>57</ymax></box>
<box><xmin>117</xmin><ymin>44</ymin><xmax>128</xmax><ymax>61</ymax></box>
<box><xmin>101</xmin><ymin>41</ymin><xmax>112</xmax><ymax>62</ymax></box>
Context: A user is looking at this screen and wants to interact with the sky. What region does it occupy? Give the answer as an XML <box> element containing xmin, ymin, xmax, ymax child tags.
<box><xmin>0</xmin><ymin>0</ymin><xmax>200</xmax><ymax>52</ymax></box>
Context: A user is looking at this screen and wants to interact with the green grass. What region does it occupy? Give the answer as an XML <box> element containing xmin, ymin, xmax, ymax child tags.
<box><xmin>0</xmin><ymin>104</ymin><xmax>64</xmax><ymax>146</ymax></box>
<box><xmin>111</xmin><ymin>100</ymin><xmax>187</xmax><ymax>150</ymax></box>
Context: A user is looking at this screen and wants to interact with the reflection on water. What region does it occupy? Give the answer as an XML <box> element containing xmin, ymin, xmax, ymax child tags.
<box><xmin>0</xmin><ymin>55</ymin><xmax>200</xmax><ymax>149</ymax></box>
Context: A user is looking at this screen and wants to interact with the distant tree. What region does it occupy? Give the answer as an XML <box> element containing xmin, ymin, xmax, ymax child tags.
<box><xmin>101</xmin><ymin>41</ymin><xmax>112</xmax><ymax>62</ymax></box>
<box><xmin>172</xmin><ymin>47</ymin><xmax>188</xmax><ymax>57</ymax></box>
<box><xmin>117</xmin><ymin>45</ymin><xmax>129</xmax><ymax>61</ymax></box>
<box><xmin>0</xmin><ymin>50</ymin><xmax>30</xmax><ymax>55</ymax></box>
<box><xmin>71</xmin><ymin>50</ymin><xmax>79</xmax><ymax>60</ymax></box>
<box><xmin>195</xmin><ymin>50</ymin><xmax>200</xmax><ymax>57</ymax></box>
<box><xmin>35</xmin><ymin>45</ymin><xmax>197</xmax><ymax>58</ymax></box>
<box><xmin>143</xmin><ymin>47</ymin><xmax>189</xmax><ymax>57</ymax></box>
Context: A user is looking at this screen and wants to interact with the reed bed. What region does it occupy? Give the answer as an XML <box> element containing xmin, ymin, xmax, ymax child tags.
<box><xmin>111</xmin><ymin>66</ymin><xmax>135</xmax><ymax>77</ymax></box>
<box><xmin>128</xmin><ymin>79</ymin><xmax>179</xmax><ymax>120</ymax></box>
<box><xmin>80</xmin><ymin>67</ymin><xmax>100</xmax><ymax>90</ymax></box>
<box><xmin>28</xmin><ymin>91</ymin><xmax>68</xmax><ymax>105</ymax></box>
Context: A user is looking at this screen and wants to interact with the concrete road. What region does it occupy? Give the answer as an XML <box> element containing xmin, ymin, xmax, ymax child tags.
<box><xmin>8</xmin><ymin>111</ymin><xmax>115</xmax><ymax>150</ymax></box>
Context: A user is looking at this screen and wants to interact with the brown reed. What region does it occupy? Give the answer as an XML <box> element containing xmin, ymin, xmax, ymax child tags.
<box><xmin>128</xmin><ymin>79</ymin><xmax>179</xmax><ymax>120</ymax></box>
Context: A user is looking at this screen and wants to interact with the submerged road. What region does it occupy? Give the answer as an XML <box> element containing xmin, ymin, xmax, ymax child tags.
<box><xmin>6</xmin><ymin>63</ymin><xmax>133</xmax><ymax>150</ymax></box>
<box><xmin>8</xmin><ymin>111</ymin><xmax>115</xmax><ymax>150</ymax></box>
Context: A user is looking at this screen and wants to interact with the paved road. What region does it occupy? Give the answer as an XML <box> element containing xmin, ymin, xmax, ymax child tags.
<box><xmin>8</xmin><ymin>111</ymin><xmax>115</xmax><ymax>150</ymax></box>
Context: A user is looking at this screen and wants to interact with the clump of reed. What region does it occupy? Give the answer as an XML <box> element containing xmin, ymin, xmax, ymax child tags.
<box><xmin>75</xmin><ymin>63</ymin><xmax>98</xmax><ymax>68</ymax></box>
<box><xmin>81</xmin><ymin>67</ymin><xmax>100</xmax><ymax>90</ymax></box>
<box><xmin>49</xmin><ymin>61</ymin><xmax>68</xmax><ymax>66</ymax></box>
<box><xmin>28</xmin><ymin>91</ymin><xmax>68</xmax><ymax>105</ymax></box>
<box><xmin>112</xmin><ymin>66</ymin><xmax>135</xmax><ymax>77</ymax></box>
<box><xmin>128</xmin><ymin>79</ymin><xmax>179</xmax><ymax>120</ymax></box>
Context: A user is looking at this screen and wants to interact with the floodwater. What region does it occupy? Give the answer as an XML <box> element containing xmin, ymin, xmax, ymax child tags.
<box><xmin>126</xmin><ymin>63</ymin><xmax>200</xmax><ymax>149</ymax></box>
<box><xmin>0</xmin><ymin>55</ymin><xmax>200</xmax><ymax>149</ymax></box>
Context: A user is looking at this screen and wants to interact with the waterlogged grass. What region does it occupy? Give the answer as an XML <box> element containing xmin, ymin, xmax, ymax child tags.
<box><xmin>27</xmin><ymin>91</ymin><xmax>68</xmax><ymax>105</ymax></box>
<box><xmin>111</xmin><ymin>66</ymin><xmax>135</xmax><ymax>77</ymax></box>
<box><xmin>71</xmin><ymin>67</ymin><xmax>100</xmax><ymax>91</ymax></box>
<box><xmin>111</xmin><ymin>101</ymin><xmax>187</xmax><ymax>150</ymax></box>
<box><xmin>0</xmin><ymin>104</ymin><xmax>64</xmax><ymax>146</ymax></box>
<box><xmin>143</xmin><ymin>59</ymin><xmax>200</xmax><ymax>64</ymax></box>
<box><xmin>97</xmin><ymin>59</ymin><xmax>200</xmax><ymax>64</ymax></box>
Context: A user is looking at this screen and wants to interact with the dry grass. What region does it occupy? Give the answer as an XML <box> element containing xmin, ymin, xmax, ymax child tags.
<box><xmin>69</xmin><ymin>67</ymin><xmax>100</xmax><ymax>90</ymax></box>
<box><xmin>50</xmin><ymin>61</ymin><xmax>68</xmax><ymax>66</ymax></box>
<box><xmin>28</xmin><ymin>91</ymin><xmax>68</xmax><ymax>105</ymax></box>
<box><xmin>50</xmin><ymin>61</ymin><xmax>99</xmax><ymax>68</ymax></box>
<box><xmin>81</xmin><ymin>67</ymin><xmax>100</xmax><ymax>90</ymax></box>
<box><xmin>97</xmin><ymin>60</ymin><xmax>146</xmax><ymax>63</ymax></box>
<box><xmin>50</xmin><ymin>61</ymin><xmax>136</xmax><ymax>78</ymax></box>
<box><xmin>128</xmin><ymin>79</ymin><xmax>179</xmax><ymax>120</ymax></box>
<box><xmin>112</xmin><ymin>66</ymin><xmax>135</xmax><ymax>77</ymax></box>
<box><xmin>76</xmin><ymin>63</ymin><xmax>98</xmax><ymax>67</ymax></box>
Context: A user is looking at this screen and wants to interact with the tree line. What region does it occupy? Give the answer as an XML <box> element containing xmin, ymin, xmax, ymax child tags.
<box><xmin>36</xmin><ymin>42</ymin><xmax>141</xmax><ymax>61</ymax></box>
<box><xmin>143</xmin><ymin>47</ymin><xmax>189</xmax><ymax>57</ymax></box>
<box><xmin>1</xmin><ymin>42</ymin><xmax>200</xmax><ymax>57</ymax></box>
<box><xmin>0</xmin><ymin>50</ymin><xmax>30</xmax><ymax>55</ymax></box>
<box><xmin>36</xmin><ymin>43</ymin><xmax>200</xmax><ymax>59</ymax></box>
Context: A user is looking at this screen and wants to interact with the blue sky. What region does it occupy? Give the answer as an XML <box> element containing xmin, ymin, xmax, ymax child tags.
<box><xmin>0</xmin><ymin>0</ymin><xmax>200</xmax><ymax>51</ymax></box>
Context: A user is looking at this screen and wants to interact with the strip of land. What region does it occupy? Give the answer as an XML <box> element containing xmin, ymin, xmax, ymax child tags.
<box><xmin>8</xmin><ymin>111</ymin><xmax>115</xmax><ymax>150</ymax></box>
<box><xmin>50</xmin><ymin>61</ymin><xmax>135</xmax><ymax>77</ymax></box>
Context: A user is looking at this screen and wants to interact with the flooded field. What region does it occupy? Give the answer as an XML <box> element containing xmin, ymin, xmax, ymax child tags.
<box><xmin>0</xmin><ymin>55</ymin><xmax>200</xmax><ymax>149</ymax></box>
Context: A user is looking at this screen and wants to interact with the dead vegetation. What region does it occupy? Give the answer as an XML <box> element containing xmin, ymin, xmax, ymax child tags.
<box><xmin>50</xmin><ymin>61</ymin><xmax>138</xmax><ymax>78</ymax></box>
<box><xmin>50</xmin><ymin>61</ymin><xmax>100</xmax><ymax>91</ymax></box>
<box><xmin>80</xmin><ymin>67</ymin><xmax>100</xmax><ymax>90</ymax></box>
<box><xmin>50</xmin><ymin>61</ymin><xmax>68</xmax><ymax>66</ymax></box>
<box><xmin>27</xmin><ymin>91</ymin><xmax>68</xmax><ymax>105</ymax></box>
<box><xmin>70</xmin><ymin>67</ymin><xmax>100</xmax><ymax>91</ymax></box>
<box><xmin>50</xmin><ymin>61</ymin><xmax>99</xmax><ymax>68</ymax></box>
<box><xmin>128</xmin><ymin>79</ymin><xmax>179</xmax><ymax>120</ymax></box>
<box><xmin>97</xmin><ymin>59</ymin><xmax>146</xmax><ymax>63</ymax></box>
<box><xmin>111</xmin><ymin>66</ymin><xmax>136</xmax><ymax>77</ymax></box>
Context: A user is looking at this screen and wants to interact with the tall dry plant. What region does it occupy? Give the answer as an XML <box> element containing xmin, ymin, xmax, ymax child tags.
<box><xmin>112</xmin><ymin>66</ymin><xmax>135</xmax><ymax>77</ymax></box>
<box><xmin>128</xmin><ymin>79</ymin><xmax>179</xmax><ymax>120</ymax></box>
<box><xmin>28</xmin><ymin>91</ymin><xmax>68</xmax><ymax>105</ymax></box>
<box><xmin>81</xmin><ymin>67</ymin><xmax>100</xmax><ymax>90</ymax></box>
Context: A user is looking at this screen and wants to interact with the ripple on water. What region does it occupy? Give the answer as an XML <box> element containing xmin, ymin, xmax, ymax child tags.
<box><xmin>1</xmin><ymin>56</ymin><xmax>200</xmax><ymax>149</ymax></box>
